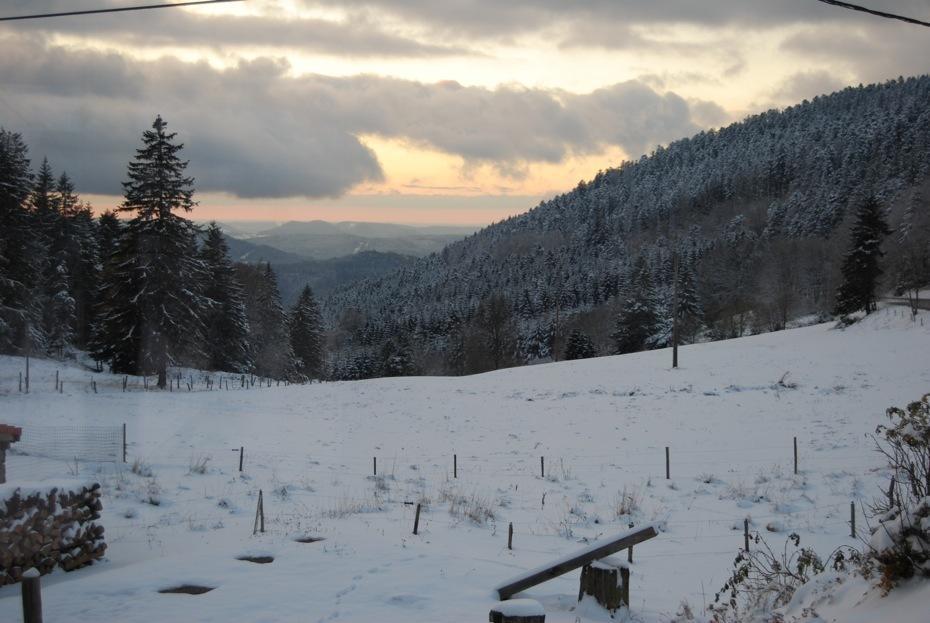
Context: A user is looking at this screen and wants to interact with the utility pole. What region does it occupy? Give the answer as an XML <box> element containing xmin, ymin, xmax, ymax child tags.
<box><xmin>672</xmin><ymin>249</ymin><xmax>679</xmax><ymax>369</ymax></box>
<box><xmin>670</xmin><ymin>207</ymin><xmax>680</xmax><ymax>369</ymax></box>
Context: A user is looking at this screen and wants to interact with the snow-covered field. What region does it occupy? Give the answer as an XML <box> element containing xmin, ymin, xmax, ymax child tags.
<box><xmin>1</xmin><ymin>308</ymin><xmax>929</xmax><ymax>622</ymax></box>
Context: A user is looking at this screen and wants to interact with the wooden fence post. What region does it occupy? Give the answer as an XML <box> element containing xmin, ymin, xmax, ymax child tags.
<box><xmin>793</xmin><ymin>437</ymin><xmax>798</xmax><ymax>475</ymax></box>
<box><xmin>122</xmin><ymin>423</ymin><xmax>127</xmax><ymax>463</ymax></box>
<box><xmin>453</xmin><ymin>454</ymin><xmax>457</xmax><ymax>479</ymax></box>
<box><xmin>665</xmin><ymin>447</ymin><xmax>670</xmax><ymax>479</ymax></box>
<box><xmin>850</xmin><ymin>501</ymin><xmax>856</xmax><ymax>538</ymax></box>
<box><xmin>22</xmin><ymin>567</ymin><xmax>42</xmax><ymax>623</ymax></box>
<box><xmin>744</xmin><ymin>518</ymin><xmax>750</xmax><ymax>552</ymax></box>
<box><xmin>888</xmin><ymin>476</ymin><xmax>896</xmax><ymax>507</ymax></box>
<box><xmin>55</xmin><ymin>370</ymin><xmax>58</xmax><ymax>390</ymax></box>
<box><xmin>413</xmin><ymin>503</ymin><xmax>421</xmax><ymax>535</ymax></box>
<box><xmin>540</xmin><ymin>456</ymin><xmax>545</xmax><ymax>478</ymax></box>
<box><xmin>253</xmin><ymin>489</ymin><xmax>264</xmax><ymax>535</ymax></box>
<box><xmin>373</xmin><ymin>456</ymin><xmax>377</xmax><ymax>476</ymax></box>
<box><xmin>508</xmin><ymin>522</ymin><xmax>513</xmax><ymax>550</ymax></box>
<box><xmin>239</xmin><ymin>447</ymin><xmax>244</xmax><ymax>472</ymax></box>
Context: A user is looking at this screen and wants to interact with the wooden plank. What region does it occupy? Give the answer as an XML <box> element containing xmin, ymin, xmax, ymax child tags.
<box><xmin>495</xmin><ymin>525</ymin><xmax>658</xmax><ymax>600</ymax></box>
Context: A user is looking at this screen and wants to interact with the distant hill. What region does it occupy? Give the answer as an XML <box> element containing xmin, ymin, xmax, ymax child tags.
<box><xmin>223</xmin><ymin>235</ymin><xmax>306</xmax><ymax>265</ymax></box>
<box><xmin>229</xmin><ymin>220</ymin><xmax>477</xmax><ymax>260</ymax></box>
<box><xmin>272</xmin><ymin>251</ymin><xmax>416</xmax><ymax>305</ymax></box>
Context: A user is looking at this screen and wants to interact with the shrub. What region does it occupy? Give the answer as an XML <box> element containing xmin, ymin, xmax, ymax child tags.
<box><xmin>188</xmin><ymin>455</ymin><xmax>210</xmax><ymax>475</ymax></box>
<box><xmin>614</xmin><ymin>485</ymin><xmax>641</xmax><ymax>518</ymax></box>
<box><xmin>711</xmin><ymin>533</ymin><xmax>856</xmax><ymax>621</ymax></box>
<box><xmin>866</xmin><ymin>394</ymin><xmax>930</xmax><ymax>591</ymax></box>
<box><xmin>131</xmin><ymin>458</ymin><xmax>153</xmax><ymax>477</ymax></box>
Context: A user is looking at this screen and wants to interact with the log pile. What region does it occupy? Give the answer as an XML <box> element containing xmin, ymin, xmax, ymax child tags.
<box><xmin>0</xmin><ymin>483</ymin><xmax>107</xmax><ymax>586</ymax></box>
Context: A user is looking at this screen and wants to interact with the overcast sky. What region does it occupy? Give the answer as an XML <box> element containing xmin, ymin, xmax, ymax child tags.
<box><xmin>1</xmin><ymin>0</ymin><xmax>928</xmax><ymax>224</ymax></box>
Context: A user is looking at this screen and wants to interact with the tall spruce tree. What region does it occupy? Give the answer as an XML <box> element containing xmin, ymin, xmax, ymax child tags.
<box><xmin>31</xmin><ymin>157</ymin><xmax>58</xmax><ymax>236</ymax></box>
<box><xmin>57</xmin><ymin>173</ymin><xmax>101</xmax><ymax>347</ymax></box>
<box><xmin>290</xmin><ymin>284</ymin><xmax>324</xmax><ymax>379</ymax></box>
<box><xmin>44</xmin><ymin>259</ymin><xmax>75</xmax><ymax>358</ymax></box>
<box><xmin>564</xmin><ymin>329</ymin><xmax>596</xmax><ymax>360</ymax></box>
<box><xmin>92</xmin><ymin>116</ymin><xmax>207</xmax><ymax>387</ymax></box>
<box><xmin>96</xmin><ymin>210</ymin><xmax>122</xmax><ymax>264</ymax></box>
<box><xmin>380</xmin><ymin>334</ymin><xmax>415</xmax><ymax>377</ymax></box>
<box><xmin>200</xmin><ymin>223</ymin><xmax>251</xmax><ymax>372</ymax></box>
<box><xmin>834</xmin><ymin>197</ymin><xmax>892</xmax><ymax>315</ymax></box>
<box><xmin>612</xmin><ymin>257</ymin><xmax>660</xmax><ymax>354</ymax></box>
<box><xmin>240</xmin><ymin>263</ymin><xmax>296</xmax><ymax>379</ymax></box>
<box><xmin>0</xmin><ymin>129</ymin><xmax>43</xmax><ymax>353</ymax></box>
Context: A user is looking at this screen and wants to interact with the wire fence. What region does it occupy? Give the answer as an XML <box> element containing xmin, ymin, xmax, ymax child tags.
<box><xmin>12</xmin><ymin>424</ymin><xmax>124</xmax><ymax>463</ymax></box>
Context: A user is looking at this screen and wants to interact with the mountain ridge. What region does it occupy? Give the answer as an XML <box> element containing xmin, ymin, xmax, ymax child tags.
<box><xmin>323</xmin><ymin>75</ymin><xmax>930</xmax><ymax>376</ymax></box>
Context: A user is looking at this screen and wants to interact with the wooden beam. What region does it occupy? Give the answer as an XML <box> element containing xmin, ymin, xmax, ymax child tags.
<box><xmin>495</xmin><ymin>525</ymin><xmax>658</xmax><ymax>600</ymax></box>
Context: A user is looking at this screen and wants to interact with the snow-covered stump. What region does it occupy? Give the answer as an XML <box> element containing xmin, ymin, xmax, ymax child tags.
<box><xmin>578</xmin><ymin>557</ymin><xmax>629</xmax><ymax>613</ymax></box>
<box><xmin>0</xmin><ymin>425</ymin><xmax>23</xmax><ymax>484</ymax></box>
<box><xmin>489</xmin><ymin>599</ymin><xmax>545</xmax><ymax>623</ymax></box>
<box><xmin>0</xmin><ymin>483</ymin><xmax>107</xmax><ymax>586</ymax></box>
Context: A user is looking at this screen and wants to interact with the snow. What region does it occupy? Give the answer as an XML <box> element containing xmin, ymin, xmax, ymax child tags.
<box><xmin>492</xmin><ymin>598</ymin><xmax>546</xmax><ymax>616</ymax></box>
<box><xmin>0</xmin><ymin>308</ymin><xmax>928</xmax><ymax>622</ymax></box>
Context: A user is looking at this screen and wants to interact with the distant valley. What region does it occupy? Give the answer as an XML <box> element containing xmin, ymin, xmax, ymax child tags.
<box><xmin>210</xmin><ymin>220</ymin><xmax>477</xmax><ymax>303</ymax></box>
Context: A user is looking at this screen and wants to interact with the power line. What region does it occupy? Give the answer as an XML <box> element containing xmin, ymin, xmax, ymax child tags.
<box><xmin>814</xmin><ymin>0</ymin><xmax>930</xmax><ymax>28</ymax></box>
<box><xmin>0</xmin><ymin>0</ymin><xmax>244</xmax><ymax>23</ymax></box>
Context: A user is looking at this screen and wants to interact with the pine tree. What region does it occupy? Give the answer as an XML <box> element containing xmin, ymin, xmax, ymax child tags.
<box><xmin>200</xmin><ymin>223</ymin><xmax>251</xmax><ymax>372</ymax></box>
<box><xmin>92</xmin><ymin>116</ymin><xmax>207</xmax><ymax>387</ymax></box>
<box><xmin>380</xmin><ymin>335</ymin><xmax>415</xmax><ymax>377</ymax></box>
<box><xmin>0</xmin><ymin>128</ymin><xmax>43</xmax><ymax>353</ymax></box>
<box><xmin>834</xmin><ymin>197</ymin><xmax>892</xmax><ymax>315</ymax></box>
<box><xmin>290</xmin><ymin>284</ymin><xmax>324</xmax><ymax>379</ymax></box>
<box><xmin>241</xmin><ymin>263</ymin><xmax>296</xmax><ymax>379</ymax></box>
<box><xmin>564</xmin><ymin>329</ymin><xmax>596</xmax><ymax>360</ymax></box>
<box><xmin>31</xmin><ymin>157</ymin><xmax>58</xmax><ymax>234</ymax></box>
<box><xmin>612</xmin><ymin>257</ymin><xmax>659</xmax><ymax>354</ymax></box>
<box><xmin>44</xmin><ymin>259</ymin><xmax>75</xmax><ymax>358</ymax></box>
<box><xmin>96</xmin><ymin>210</ymin><xmax>122</xmax><ymax>264</ymax></box>
<box><xmin>473</xmin><ymin>293</ymin><xmax>518</xmax><ymax>371</ymax></box>
<box><xmin>59</xmin><ymin>174</ymin><xmax>100</xmax><ymax>347</ymax></box>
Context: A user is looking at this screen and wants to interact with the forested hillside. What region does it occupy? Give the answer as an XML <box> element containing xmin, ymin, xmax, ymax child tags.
<box><xmin>325</xmin><ymin>76</ymin><xmax>930</xmax><ymax>378</ymax></box>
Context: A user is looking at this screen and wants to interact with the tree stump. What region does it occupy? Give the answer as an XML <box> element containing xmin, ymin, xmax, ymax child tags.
<box><xmin>489</xmin><ymin>599</ymin><xmax>545</xmax><ymax>623</ymax></box>
<box><xmin>578</xmin><ymin>557</ymin><xmax>629</xmax><ymax>612</ymax></box>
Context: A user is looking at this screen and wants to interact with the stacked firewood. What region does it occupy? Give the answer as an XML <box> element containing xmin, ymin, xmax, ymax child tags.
<box><xmin>0</xmin><ymin>483</ymin><xmax>107</xmax><ymax>586</ymax></box>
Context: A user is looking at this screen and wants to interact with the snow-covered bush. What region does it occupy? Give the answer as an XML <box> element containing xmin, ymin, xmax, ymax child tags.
<box><xmin>614</xmin><ymin>485</ymin><xmax>641</xmax><ymax>518</ymax></box>
<box><xmin>865</xmin><ymin>394</ymin><xmax>930</xmax><ymax>591</ymax></box>
<box><xmin>710</xmin><ymin>533</ymin><xmax>856</xmax><ymax>622</ymax></box>
<box><xmin>188</xmin><ymin>454</ymin><xmax>210</xmax><ymax>475</ymax></box>
<box><xmin>131</xmin><ymin>458</ymin><xmax>153</xmax><ymax>477</ymax></box>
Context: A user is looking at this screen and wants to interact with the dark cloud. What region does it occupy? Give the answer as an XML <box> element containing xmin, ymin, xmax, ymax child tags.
<box><xmin>771</xmin><ymin>70</ymin><xmax>847</xmax><ymax>104</ymax></box>
<box><xmin>0</xmin><ymin>0</ymin><xmax>473</xmax><ymax>57</ymax></box>
<box><xmin>779</xmin><ymin>22</ymin><xmax>930</xmax><ymax>85</ymax></box>
<box><xmin>312</xmin><ymin>0</ymin><xmax>930</xmax><ymax>39</ymax></box>
<box><xmin>0</xmin><ymin>34</ymin><xmax>716</xmax><ymax>199</ymax></box>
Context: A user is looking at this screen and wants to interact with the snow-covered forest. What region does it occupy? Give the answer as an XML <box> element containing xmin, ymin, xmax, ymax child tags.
<box><xmin>326</xmin><ymin>76</ymin><xmax>930</xmax><ymax>378</ymax></box>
